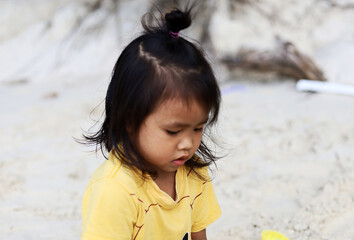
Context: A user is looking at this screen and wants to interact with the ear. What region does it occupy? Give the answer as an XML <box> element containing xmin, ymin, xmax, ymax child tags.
<box><xmin>126</xmin><ymin>124</ymin><xmax>133</xmax><ymax>134</ymax></box>
<box><xmin>125</xmin><ymin>123</ymin><xmax>137</xmax><ymax>144</ymax></box>
<box><xmin>125</xmin><ymin>118</ymin><xmax>134</xmax><ymax>134</ymax></box>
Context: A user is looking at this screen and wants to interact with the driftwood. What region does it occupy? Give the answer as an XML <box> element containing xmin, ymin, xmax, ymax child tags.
<box><xmin>221</xmin><ymin>38</ymin><xmax>326</xmax><ymax>81</ymax></box>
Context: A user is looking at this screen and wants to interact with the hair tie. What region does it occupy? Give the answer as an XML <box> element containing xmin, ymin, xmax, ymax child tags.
<box><xmin>169</xmin><ymin>31</ymin><xmax>179</xmax><ymax>38</ymax></box>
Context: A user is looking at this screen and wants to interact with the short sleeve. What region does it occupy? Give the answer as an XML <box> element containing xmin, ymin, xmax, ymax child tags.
<box><xmin>81</xmin><ymin>178</ymin><xmax>137</xmax><ymax>240</ymax></box>
<box><xmin>191</xmin><ymin>171</ymin><xmax>222</xmax><ymax>233</ymax></box>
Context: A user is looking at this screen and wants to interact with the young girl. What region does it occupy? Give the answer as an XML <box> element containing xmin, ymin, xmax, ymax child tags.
<box><xmin>81</xmin><ymin>5</ymin><xmax>221</xmax><ymax>240</ymax></box>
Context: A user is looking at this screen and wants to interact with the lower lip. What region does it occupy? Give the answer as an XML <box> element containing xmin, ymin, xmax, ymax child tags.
<box><xmin>172</xmin><ymin>159</ymin><xmax>186</xmax><ymax>166</ymax></box>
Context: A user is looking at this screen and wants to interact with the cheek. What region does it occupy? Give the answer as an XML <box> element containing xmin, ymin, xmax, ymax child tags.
<box><xmin>135</xmin><ymin>127</ymin><xmax>152</xmax><ymax>155</ymax></box>
<box><xmin>194</xmin><ymin>133</ymin><xmax>203</xmax><ymax>148</ymax></box>
<box><xmin>138</xmin><ymin>127</ymin><xmax>164</xmax><ymax>152</ymax></box>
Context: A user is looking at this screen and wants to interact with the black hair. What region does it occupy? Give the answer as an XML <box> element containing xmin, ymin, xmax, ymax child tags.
<box><xmin>83</xmin><ymin>4</ymin><xmax>221</xmax><ymax>180</ymax></box>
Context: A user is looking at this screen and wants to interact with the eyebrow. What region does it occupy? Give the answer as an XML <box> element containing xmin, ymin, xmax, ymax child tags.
<box><xmin>164</xmin><ymin>118</ymin><xmax>209</xmax><ymax>128</ymax></box>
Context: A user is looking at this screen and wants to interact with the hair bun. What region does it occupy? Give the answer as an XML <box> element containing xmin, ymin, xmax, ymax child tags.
<box><xmin>165</xmin><ymin>9</ymin><xmax>191</xmax><ymax>33</ymax></box>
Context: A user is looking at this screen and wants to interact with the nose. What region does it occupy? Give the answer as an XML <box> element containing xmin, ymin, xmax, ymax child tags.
<box><xmin>177</xmin><ymin>134</ymin><xmax>193</xmax><ymax>152</ymax></box>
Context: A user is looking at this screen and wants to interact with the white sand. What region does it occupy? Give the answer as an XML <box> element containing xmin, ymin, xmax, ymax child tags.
<box><xmin>210</xmin><ymin>79</ymin><xmax>354</xmax><ymax>240</ymax></box>
<box><xmin>1</xmin><ymin>76</ymin><xmax>353</xmax><ymax>239</ymax></box>
<box><xmin>1</xmin><ymin>1</ymin><xmax>354</xmax><ymax>239</ymax></box>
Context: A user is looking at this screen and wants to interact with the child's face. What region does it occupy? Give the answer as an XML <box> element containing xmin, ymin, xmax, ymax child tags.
<box><xmin>135</xmin><ymin>98</ymin><xmax>209</xmax><ymax>177</ymax></box>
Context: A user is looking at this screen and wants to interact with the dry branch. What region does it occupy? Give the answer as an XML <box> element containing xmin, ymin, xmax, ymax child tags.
<box><xmin>323</xmin><ymin>0</ymin><xmax>354</xmax><ymax>9</ymax></box>
<box><xmin>221</xmin><ymin>38</ymin><xmax>326</xmax><ymax>81</ymax></box>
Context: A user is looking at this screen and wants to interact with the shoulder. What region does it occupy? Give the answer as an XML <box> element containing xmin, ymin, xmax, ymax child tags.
<box><xmin>82</xmin><ymin>156</ymin><xmax>140</xmax><ymax>238</ymax></box>
<box><xmin>82</xmin><ymin>154</ymin><xmax>144</xmax><ymax>221</ymax></box>
<box><xmin>84</xmin><ymin>152</ymin><xmax>141</xmax><ymax>196</ymax></box>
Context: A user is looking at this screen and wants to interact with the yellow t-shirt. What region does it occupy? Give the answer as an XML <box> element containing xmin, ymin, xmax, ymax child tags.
<box><xmin>81</xmin><ymin>152</ymin><xmax>221</xmax><ymax>240</ymax></box>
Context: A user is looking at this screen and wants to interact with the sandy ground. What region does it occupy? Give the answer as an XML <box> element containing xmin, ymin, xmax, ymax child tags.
<box><xmin>0</xmin><ymin>75</ymin><xmax>353</xmax><ymax>240</ymax></box>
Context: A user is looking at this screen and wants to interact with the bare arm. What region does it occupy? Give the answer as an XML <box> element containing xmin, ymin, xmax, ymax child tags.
<box><xmin>191</xmin><ymin>229</ymin><xmax>207</xmax><ymax>240</ymax></box>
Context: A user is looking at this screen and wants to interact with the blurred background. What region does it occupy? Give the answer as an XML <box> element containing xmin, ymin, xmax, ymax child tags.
<box><xmin>1</xmin><ymin>0</ymin><xmax>354</xmax><ymax>239</ymax></box>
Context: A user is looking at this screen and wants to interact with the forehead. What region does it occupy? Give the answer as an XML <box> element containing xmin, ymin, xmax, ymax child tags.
<box><xmin>150</xmin><ymin>98</ymin><xmax>209</xmax><ymax>123</ymax></box>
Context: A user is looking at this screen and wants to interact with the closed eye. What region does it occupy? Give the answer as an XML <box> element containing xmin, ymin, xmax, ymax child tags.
<box><xmin>166</xmin><ymin>130</ymin><xmax>180</xmax><ymax>135</ymax></box>
<box><xmin>194</xmin><ymin>127</ymin><xmax>204</xmax><ymax>132</ymax></box>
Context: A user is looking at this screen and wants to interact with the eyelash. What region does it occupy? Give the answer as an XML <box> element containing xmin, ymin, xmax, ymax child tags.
<box><xmin>194</xmin><ymin>127</ymin><xmax>203</xmax><ymax>132</ymax></box>
<box><xmin>166</xmin><ymin>130</ymin><xmax>179</xmax><ymax>135</ymax></box>
<box><xmin>166</xmin><ymin>127</ymin><xmax>204</xmax><ymax>135</ymax></box>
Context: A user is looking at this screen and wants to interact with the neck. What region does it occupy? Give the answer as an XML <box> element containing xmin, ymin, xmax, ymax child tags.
<box><xmin>154</xmin><ymin>171</ymin><xmax>177</xmax><ymax>200</ymax></box>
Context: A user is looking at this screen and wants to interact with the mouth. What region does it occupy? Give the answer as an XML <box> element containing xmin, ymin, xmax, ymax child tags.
<box><xmin>172</xmin><ymin>156</ymin><xmax>189</xmax><ymax>166</ymax></box>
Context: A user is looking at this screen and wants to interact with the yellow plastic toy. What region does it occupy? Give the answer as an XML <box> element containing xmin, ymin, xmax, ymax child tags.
<box><xmin>261</xmin><ymin>230</ymin><xmax>290</xmax><ymax>240</ymax></box>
